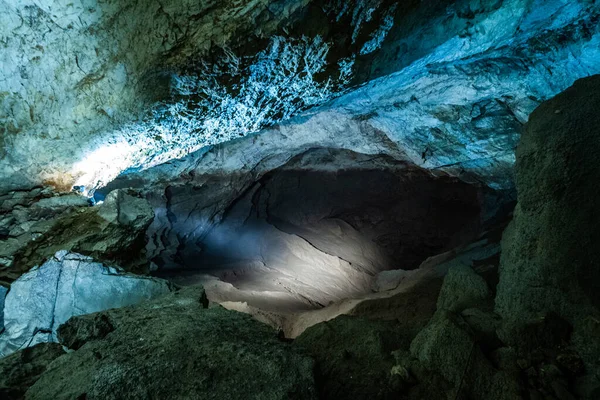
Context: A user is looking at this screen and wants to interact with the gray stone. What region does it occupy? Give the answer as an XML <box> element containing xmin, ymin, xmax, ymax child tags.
<box><xmin>410</xmin><ymin>310</ymin><xmax>476</xmax><ymax>386</ymax></box>
<box><xmin>437</xmin><ymin>264</ymin><xmax>491</xmax><ymax>313</ymax></box>
<box><xmin>0</xmin><ymin>342</ymin><xmax>65</xmax><ymax>399</ymax></box>
<box><xmin>372</xmin><ymin>269</ymin><xmax>416</xmax><ymax>292</ymax></box>
<box><xmin>0</xmin><ymin>285</ymin><xmax>6</xmax><ymax>331</ymax></box>
<box><xmin>494</xmin><ymin>76</ymin><xmax>600</xmax><ymax>376</ymax></box>
<box><xmin>409</xmin><ymin>310</ymin><xmax>520</xmax><ymax>400</ymax></box>
<box><xmin>26</xmin><ymin>287</ymin><xmax>317</xmax><ymax>400</ymax></box>
<box><xmin>5</xmin><ymin>188</ymin><xmax>155</xmax><ymax>282</ymax></box>
<box><xmin>96</xmin><ymin>189</ymin><xmax>154</xmax><ymax>231</ymax></box>
<box><xmin>0</xmin><ymin>251</ymin><xmax>172</xmax><ymax>358</ymax></box>
<box><xmin>293</xmin><ymin>315</ymin><xmax>412</xmax><ymax>399</ymax></box>
<box><xmin>146</xmin><ymin>148</ymin><xmax>486</xmax><ymax>310</ymax></box>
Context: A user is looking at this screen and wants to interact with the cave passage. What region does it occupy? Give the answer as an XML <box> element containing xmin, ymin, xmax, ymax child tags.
<box><xmin>146</xmin><ymin>148</ymin><xmax>498</xmax><ymax>312</ymax></box>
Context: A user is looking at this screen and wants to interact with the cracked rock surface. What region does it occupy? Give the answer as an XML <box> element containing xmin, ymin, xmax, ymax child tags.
<box><xmin>26</xmin><ymin>286</ymin><xmax>317</xmax><ymax>400</ymax></box>
<box><xmin>0</xmin><ymin>188</ymin><xmax>154</xmax><ymax>285</ymax></box>
<box><xmin>0</xmin><ymin>250</ymin><xmax>172</xmax><ymax>358</ymax></box>
<box><xmin>1</xmin><ymin>0</ymin><xmax>599</xmax><ymax>193</ymax></box>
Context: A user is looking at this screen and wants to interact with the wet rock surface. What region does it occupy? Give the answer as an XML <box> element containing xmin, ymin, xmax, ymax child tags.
<box><xmin>0</xmin><ymin>251</ymin><xmax>172</xmax><ymax>358</ymax></box>
<box><xmin>26</xmin><ymin>286</ymin><xmax>317</xmax><ymax>400</ymax></box>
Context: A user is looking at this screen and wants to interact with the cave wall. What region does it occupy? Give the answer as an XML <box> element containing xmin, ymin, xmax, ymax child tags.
<box><xmin>495</xmin><ymin>75</ymin><xmax>600</xmax><ymax>376</ymax></box>
<box><xmin>0</xmin><ymin>0</ymin><xmax>311</xmax><ymax>192</ymax></box>
<box><xmin>143</xmin><ymin>148</ymin><xmax>495</xmax><ymax>309</ymax></box>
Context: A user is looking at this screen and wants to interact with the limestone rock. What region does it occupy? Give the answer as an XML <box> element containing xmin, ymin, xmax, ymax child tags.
<box><xmin>437</xmin><ymin>263</ymin><xmax>491</xmax><ymax>313</ymax></box>
<box><xmin>409</xmin><ymin>310</ymin><xmax>520</xmax><ymax>400</ymax></box>
<box><xmin>96</xmin><ymin>189</ymin><xmax>154</xmax><ymax>231</ymax></box>
<box><xmin>26</xmin><ymin>287</ymin><xmax>317</xmax><ymax>400</ymax></box>
<box><xmin>293</xmin><ymin>315</ymin><xmax>411</xmax><ymax>399</ymax></box>
<box><xmin>56</xmin><ymin>314</ymin><xmax>115</xmax><ymax>351</ymax></box>
<box><xmin>409</xmin><ymin>310</ymin><xmax>476</xmax><ymax>386</ymax></box>
<box><xmin>0</xmin><ymin>285</ymin><xmax>6</xmax><ymax>331</ymax></box>
<box><xmin>494</xmin><ymin>76</ymin><xmax>600</xmax><ymax>375</ymax></box>
<box><xmin>0</xmin><ymin>342</ymin><xmax>65</xmax><ymax>400</ymax></box>
<box><xmin>0</xmin><ymin>251</ymin><xmax>172</xmax><ymax>357</ymax></box>
<box><xmin>10</xmin><ymin>189</ymin><xmax>154</xmax><ymax>279</ymax></box>
<box><xmin>0</xmin><ymin>188</ymin><xmax>90</xmax><ymax>284</ymax></box>
<box><xmin>2</xmin><ymin>1</ymin><xmax>599</xmax><ymax>195</ymax></box>
<box><xmin>146</xmin><ymin>148</ymin><xmax>487</xmax><ymax>310</ymax></box>
<box><xmin>372</xmin><ymin>269</ymin><xmax>416</xmax><ymax>292</ymax></box>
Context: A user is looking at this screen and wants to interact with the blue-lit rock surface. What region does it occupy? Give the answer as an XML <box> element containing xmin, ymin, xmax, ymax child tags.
<box><xmin>1</xmin><ymin>0</ymin><xmax>599</xmax><ymax>193</ymax></box>
<box><xmin>0</xmin><ymin>285</ymin><xmax>6</xmax><ymax>332</ymax></box>
<box><xmin>0</xmin><ymin>251</ymin><xmax>172</xmax><ymax>358</ymax></box>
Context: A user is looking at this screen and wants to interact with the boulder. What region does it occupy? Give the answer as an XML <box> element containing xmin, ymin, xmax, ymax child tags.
<box><xmin>293</xmin><ymin>315</ymin><xmax>411</xmax><ymax>399</ymax></box>
<box><xmin>372</xmin><ymin>269</ymin><xmax>416</xmax><ymax>292</ymax></box>
<box><xmin>409</xmin><ymin>310</ymin><xmax>477</xmax><ymax>386</ymax></box>
<box><xmin>409</xmin><ymin>310</ymin><xmax>522</xmax><ymax>400</ymax></box>
<box><xmin>26</xmin><ymin>287</ymin><xmax>317</xmax><ymax>400</ymax></box>
<box><xmin>0</xmin><ymin>342</ymin><xmax>65</xmax><ymax>400</ymax></box>
<box><xmin>0</xmin><ymin>251</ymin><xmax>172</xmax><ymax>357</ymax></box>
<box><xmin>436</xmin><ymin>263</ymin><xmax>491</xmax><ymax>313</ymax></box>
<box><xmin>494</xmin><ymin>75</ymin><xmax>600</xmax><ymax>375</ymax></box>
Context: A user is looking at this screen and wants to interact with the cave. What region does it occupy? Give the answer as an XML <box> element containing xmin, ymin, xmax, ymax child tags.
<box><xmin>1</xmin><ymin>1</ymin><xmax>600</xmax><ymax>399</ymax></box>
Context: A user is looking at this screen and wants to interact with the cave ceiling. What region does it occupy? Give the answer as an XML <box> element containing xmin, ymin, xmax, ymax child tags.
<box><xmin>0</xmin><ymin>0</ymin><xmax>599</xmax><ymax>194</ymax></box>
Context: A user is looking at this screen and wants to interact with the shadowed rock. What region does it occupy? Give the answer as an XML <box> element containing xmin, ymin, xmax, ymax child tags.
<box><xmin>26</xmin><ymin>286</ymin><xmax>317</xmax><ymax>400</ymax></box>
<box><xmin>0</xmin><ymin>251</ymin><xmax>172</xmax><ymax>357</ymax></box>
<box><xmin>494</xmin><ymin>75</ymin><xmax>600</xmax><ymax>377</ymax></box>
<box><xmin>0</xmin><ymin>342</ymin><xmax>65</xmax><ymax>400</ymax></box>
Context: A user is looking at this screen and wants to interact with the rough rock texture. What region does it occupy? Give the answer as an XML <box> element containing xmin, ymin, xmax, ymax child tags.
<box><xmin>495</xmin><ymin>75</ymin><xmax>600</xmax><ymax>376</ymax></box>
<box><xmin>0</xmin><ymin>0</ymin><xmax>313</xmax><ymax>192</ymax></box>
<box><xmin>0</xmin><ymin>251</ymin><xmax>172</xmax><ymax>358</ymax></box>
<box><xmin>2</xmin><ymin>188</ymin><xmax>154</xmax><ymax>284</ymax></box>
<box><xmin>0</xmin><ymin>342</ymin><xmax>65</xmax><ymax>400</ymax></box>
<box><xmin>219</xmin><ymin>226</ymin><xmax>502</xmax><ymax>340</ymax></box>
<box><xmin>149</xmin><ymin>148</ymin><xmax>491</xmax><ymax>310</ymax></box>
<box><xmin>407</xmin><ymin>310</ymin><xmax>520</xmax><ymax>400</ymax></box>
<box><xmin>0</xmin><ymin>285</ymin><xmax>6</xmax><ymax>331</ymax></box>
<box><xmin>436</xmin><ymin>264</ymin><xmax>491</xmax><ymax>312</ymax></box>
<box><xmin>0</xmin><ymin>189</ymin><xmax>89</xmax><ymax>284</ymax></box>
<box><xmin>293</xmin><ymin>316</ymin><xmax>409</xmax><ymax>400</ymax></box>
<box><xmin>26</xmin><ymin>286</ymin><xmax>317</xmax><ymax>400</ymax></box>
<box><xmin>2</xmin><ymin>0</ymin><xmax>599</xmax><ymax>193</ymax></box>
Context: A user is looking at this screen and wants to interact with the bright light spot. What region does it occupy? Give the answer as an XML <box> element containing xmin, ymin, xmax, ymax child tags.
<box><xmin>71</xmin><ymin>36</ymin><xmax>352</xmax><ymax>191</ymax></box>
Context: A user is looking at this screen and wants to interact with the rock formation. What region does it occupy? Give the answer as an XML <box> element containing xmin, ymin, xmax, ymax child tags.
<box><xmin>2</xmin><ymin>0</ymin><xmax>599</xmax><ymax>193</ymax></box>
<box><xmin>0</xmin><ymin>251</ymin><xmax>172</xmax><ymax>358</ymax></box>
<box><xmin>26</xmin><ymin>287</ymin><xmax>317</xmax><ymax>400</ymax></box>
<box><xmin>0</xmin><ymin>343</ymin><xmax>65</xmax><ymax>399</ymax></box>
<box><xmin>145</xmin><ymin>148</ymin><xmax>494</xmax><ymax>309</ymax></box>
<box><xmin>0</xmin><ymin>1</ymin><xmax>599</xmax><ymax>399</ymax></box>
<box><xmin>495</xmin><ymin>75</ymin><xmax>600</xmax><ymax>379</ymax></box>
<box><xmin>0</xmin><ymin>188</ymin><xmax>154</xmax><ymax>285</ymax></box>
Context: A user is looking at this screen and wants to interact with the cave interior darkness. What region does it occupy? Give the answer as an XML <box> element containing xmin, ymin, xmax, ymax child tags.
<box><xmin>1</xmin><ymin>0</ymin><xmax>600</xmax><ymax>399</ymax></box>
